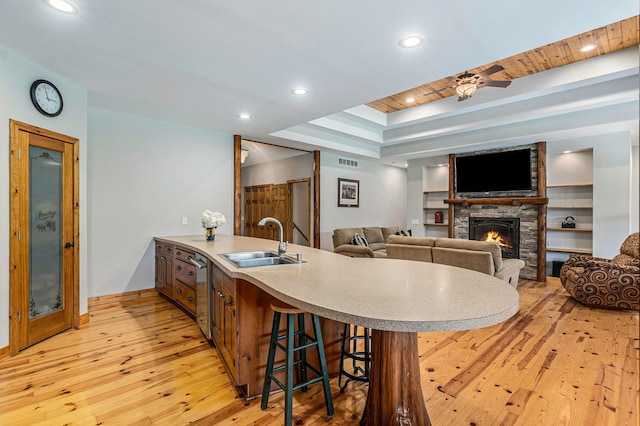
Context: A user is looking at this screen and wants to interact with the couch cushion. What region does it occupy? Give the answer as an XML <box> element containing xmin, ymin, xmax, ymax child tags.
<box><xmin>386</xmin><ymin>235</ymin><xmax>435</xmax><ymax>262</ymax></box>
<box><xmin>434</xmin><ymin>238</ymin><xmax>503</xmax><ymax>272</ymax></box>
<box><xmin>612</xmin><ymin>253</ymin><xmax>640</xmax><ymax>267</ymax></box>
<box><xmin>332</xmin><ymin>227</ymin><xmax>364</xmax><ymax>249</ymax></box>
<box><xmin>619</xmin><ymin>232</ymin><xmax>639</xmax><ymax>259</ymax></box>
<box><xmin>381</xmin><ymin>226</ymin><xmax>402</xmax><ymax>243</ymax></box>
<box><xmin>432</xmin><ymin>247</ymin><xmax>495</xmax><ymax>275</ymax></box>
<box><xmin>363</xmin><ymin>227</ymin><xmax>385</xmax><ymax>251</ymax></box>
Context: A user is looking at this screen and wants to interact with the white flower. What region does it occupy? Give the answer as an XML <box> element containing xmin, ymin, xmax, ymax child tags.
<box><xmin>201</xmin><ymin>210</ymin><xmax>226</xmax><ymax>229</ymax></box>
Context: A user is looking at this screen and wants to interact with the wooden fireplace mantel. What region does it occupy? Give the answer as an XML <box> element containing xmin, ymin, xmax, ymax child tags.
<box><xmin>445</xmin><ymin>197</ymin><xmax>548</xmax><ymax>207</ymax></box>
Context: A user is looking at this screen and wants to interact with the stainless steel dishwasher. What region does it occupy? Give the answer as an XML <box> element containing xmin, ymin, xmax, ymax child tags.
<box><xmin>190</xmin><ymin>253</ymin><xmax>212</xmax><ymax>340</ymax></box>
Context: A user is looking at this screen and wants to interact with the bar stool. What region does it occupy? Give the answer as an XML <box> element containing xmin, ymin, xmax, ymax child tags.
<box><xmin>261</xmin><ymin>300</ymin><xmax>334</xmax><ymax>425</ymax></box>
<box><xmin>338</xmin><ymin>324</ymin><xmax>371</xmax><ymax>392</ymax></box>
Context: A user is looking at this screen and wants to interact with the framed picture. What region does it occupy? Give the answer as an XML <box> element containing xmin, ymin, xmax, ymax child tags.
<box><xmin>338</xmin><ymin>178</ymin><xmax>359</xmax><ymax>207</ymax></box>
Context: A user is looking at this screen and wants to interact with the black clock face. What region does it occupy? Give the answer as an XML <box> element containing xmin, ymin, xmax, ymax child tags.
<box><xmin>30</xmin><ymin>79</ymin><xmax>63</xmax><ymax>117</ymax></box>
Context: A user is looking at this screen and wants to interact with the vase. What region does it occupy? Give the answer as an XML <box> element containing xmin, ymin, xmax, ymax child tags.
<box><xmin>206</xmin><ymin>227</ymin><xmax>216</xmax><ymax>241</ymax></box>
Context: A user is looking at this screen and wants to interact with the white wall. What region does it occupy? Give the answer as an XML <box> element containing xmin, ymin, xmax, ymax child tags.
<box><xmin>631</xmin><ymin>144</ymin><xmax>639</xmax><ymax>232</ymax></box>
<box><xmin>320</xmin><ymin>153</ymin><xmax>407</xmax><ymax>250</ymax></box>
<box><xmin>0</xmin><ymin>47</ymin><xmax>88</xmax><ymax>348</ymax></box>
<box><xmin>87</xmin><ymin>108</ymin><xmax>233</xmax><ymax>297</ymax></box>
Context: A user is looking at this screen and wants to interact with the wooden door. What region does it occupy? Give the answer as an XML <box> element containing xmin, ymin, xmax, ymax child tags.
<box><xmin>270</xmin><ymin>183</ymin><xmax>289</xmax><ymax>242</ymax></box>
<box><xmin>244</xmin><ymin>184</ymin><xmax>272</xmax><ymax>239</ymax></box>
<box><xmin>9</xmin><ymin>120</ymin><xmax>79</xmax><ymax>355</ymax></box>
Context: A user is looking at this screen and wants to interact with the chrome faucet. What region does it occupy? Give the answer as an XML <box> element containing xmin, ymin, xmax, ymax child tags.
<box><xmin>258</xmin><ymin>217</ymin><xmax>288</xmax><ymax>257</ymax></box>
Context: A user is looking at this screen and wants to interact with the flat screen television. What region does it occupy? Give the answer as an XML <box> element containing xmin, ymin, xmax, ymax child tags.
<box><xmin>455</xmin><ymin>149</ymin><xmax>532</xmax><ymax>194</ymax></box>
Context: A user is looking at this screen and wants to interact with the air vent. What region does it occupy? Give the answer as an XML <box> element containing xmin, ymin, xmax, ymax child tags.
<box><xmin>338</xmin><ymin>157</ymin><xmax>359</xmax><ymax>168</ymax></box>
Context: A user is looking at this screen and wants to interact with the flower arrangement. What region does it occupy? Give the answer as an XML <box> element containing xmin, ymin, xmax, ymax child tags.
<box><xmin>201</xmin><ymin>210</ymin><xmax>226</xmax><ymax>229</ymax></box>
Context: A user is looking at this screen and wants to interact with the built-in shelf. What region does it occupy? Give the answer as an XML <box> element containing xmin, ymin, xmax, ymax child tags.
<box><xmin>547</xmin><ymin>184</ymin><xmax>593</xmax><ymax>188</ymax></box>
<box><xmin>423</xmin><ymin>206</ymin><xmax>446</xmax><ymax>210</ymax></box>
<box><xmin>547</xmin><ymin>227</ymin><xmax>593</xmax><ymax>232</ymax></box>
<box><xmin>547</xmin><ymin>247</ymin><xmax>593</xmax><ymax>255</ymax></box>
<box><xmin>547</xmin><ymin>206</ymin><xmax>592</xmax><ymax>209</ymax></box>
<box><xmin>445</xmin><ymin>197</ymin><xmax>548</xmax><ymax>206</ymax></box>
<box><xmin>423</xmin><ymin>190</ymin><xmax>448</xmax><ymax>193</ymax></box>
<box><xmin>424</xmin><ymin>222</ymin><xmax>448</xmax><ymax>227</ymax></box>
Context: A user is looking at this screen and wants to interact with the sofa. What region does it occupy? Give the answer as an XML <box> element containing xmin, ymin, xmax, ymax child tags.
<box><xmin>385</xmin><ymin>235</ymin><xmax>525</xmax><ymax>288</ymax></box>
<box><xmin>559</xmin><ymin>232</ymin><xmax>639</xmax><ymax>311</ymax></box>
<box><xmin>332</xmin><ymin>226</ymin><xmax>403</xmax><ymax>258</ymax></box>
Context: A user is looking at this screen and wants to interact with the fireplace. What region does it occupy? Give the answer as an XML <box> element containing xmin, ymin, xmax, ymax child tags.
<box><xmin>469</xmin><ymin>217</ymin><xmax>520</xmax><ymax>259</ymax></box>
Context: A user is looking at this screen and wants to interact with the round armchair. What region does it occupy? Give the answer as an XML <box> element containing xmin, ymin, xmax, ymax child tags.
<box><xmin>559</xmin><ymin>233</ymin><xmax>639</xmax><ymax>311</ymax></box>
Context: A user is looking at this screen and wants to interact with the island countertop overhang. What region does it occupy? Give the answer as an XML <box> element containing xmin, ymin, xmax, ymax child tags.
<box><xmin>154</xmin><ymin>234</ymin><xmax>520</xmax><ymax>332</ymax></box>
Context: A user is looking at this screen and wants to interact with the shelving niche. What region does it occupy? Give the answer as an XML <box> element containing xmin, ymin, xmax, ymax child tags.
<box><xmin>423</xmin><ymin>164</ymin><xmax>450</xmax><ymax>237</ymax></box>
<box><xmin>546</xmin><ymin>150</ymin><xmax>593</xmax><ymax>275</ymax></box>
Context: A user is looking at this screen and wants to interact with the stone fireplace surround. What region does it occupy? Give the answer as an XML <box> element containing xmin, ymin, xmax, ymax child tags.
<box><xmin>445</xmin><ymin>142</ymin><xmax>548</xmax><ymax>281</ymax></box>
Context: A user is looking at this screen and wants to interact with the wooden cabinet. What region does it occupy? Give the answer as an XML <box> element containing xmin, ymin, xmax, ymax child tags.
<box><xmin>173</xmin><ymin>247</ymin><xmax>196</xmax><ymax>315</ymax></box>
<box><xmin>154</xmin><ymin>242</ymin><xmax>196</xmax><ymax>316</ymax></box>
<box><xmin>154</xmin><ymin>242</ymin><xmax>173</xmax><ymax>296</ymax></box>
<box><xmin>211</xmin><ymin>263</ymin><xmax>237</xmax><ymax>380</ymax></box>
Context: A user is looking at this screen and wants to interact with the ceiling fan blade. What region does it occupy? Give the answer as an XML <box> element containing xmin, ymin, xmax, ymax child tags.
<box><xmin>476</xmin><ymin>64</ymin><xmax>505</xmax><ymax>79</ymax></box>
<box><xmin>477</xmin><ymin>80</ymin><xmax>512</xmax><ymax>88</ymax></box>
<box><xmin>423</xmin><ymin>87</ymin><xmax>451</xmax><ymax>96</ymax></box>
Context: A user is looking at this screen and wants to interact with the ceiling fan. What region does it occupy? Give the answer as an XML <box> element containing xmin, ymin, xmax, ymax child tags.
<box><xmin>424</xmin><ymin>64</ymin><xmax>512</xmax><ymax>101</ymax></box>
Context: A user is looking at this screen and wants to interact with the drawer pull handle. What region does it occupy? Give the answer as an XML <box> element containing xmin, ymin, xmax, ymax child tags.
<box><xmin>160</xmin><ymin>256</ymin><xmax>166</xmax><ymax>260</ymax></box>
<box><xmin>176</xmin><ymin>288</ymin><xmax>182</xmax><ymax>294</ymax></box>
<box><xmin>176</xmin><ymin>251</ymin><xmax>181</xmax><ymax>256</ymax></box>
<box><xmin>218</xmin><ymin>291</ymin><xmax>224</xmax><ymax>297</ymax></box>
<box><xmin>176</xmin><ymin>265</ymin><xmax>182</xmax><ymax>270</ymax></box>
<box><xmin>188</xmin><ymin>271</ymin><xmax>193</xmax><ymax>276</ymax></box>
<box><xmin>188</xmin><ymin>296</ymin><xmax>193</xmax><ymax>302</ymax></box>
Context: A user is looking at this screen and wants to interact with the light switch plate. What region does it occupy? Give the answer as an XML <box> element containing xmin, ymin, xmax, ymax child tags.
<box><xmin>411</xmin><ymin>219</ymin><xmax>419</xmax><ymax>225</ymax></box>
<box><xmin>182</xmin><ymin>217</ymin><xmax>188</xmax><ymax>225</ymax></box>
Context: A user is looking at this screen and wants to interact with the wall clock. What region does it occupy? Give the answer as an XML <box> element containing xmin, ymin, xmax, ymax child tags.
<box><xmin>30</xmin><ymin>79</ymin><xmax>63</xmax><ymax>117</ymax></box>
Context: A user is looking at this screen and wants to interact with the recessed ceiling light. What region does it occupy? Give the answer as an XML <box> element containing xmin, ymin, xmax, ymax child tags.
<box><xmin>43</xmin><ymin>0</ymin><xmax>78</xmax><ymax>14</ymax></box>
<box><xmin>406</xmin><ymin>97</ymin><xmax>415</xmax><ymax>103</ymax></box>
<box><xmin>239</xmin><ymin>113</ymin><xmax>251</xmax><ymax>119</ymax></box>
<box><xmin>399</xmin><ymin>35</ymin><xmax>423</xmax><ymax>48</ymax></box>
<box><xmin>292</xmin><ymin>88</ymin><xmax>308</xmax><ymax>95</ymax></box>
<box><xmin>579</xmin><ymin>44</ymin><xmax>596</xmax><ymax>53</ymax></box>
<box><xmin>563</xmin><ymin>150</ymin><xmax>572</xmax><ymax>154</ymax></box>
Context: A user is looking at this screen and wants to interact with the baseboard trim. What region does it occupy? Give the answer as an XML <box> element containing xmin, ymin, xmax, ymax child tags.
<box><xmin>78</xmin><ymin>312</ymin><xmax>90</xmax><ymax>326</ymax></box>
<box><xmin>88</xmin><ymin>288</ymin><xmax>158</xmax><ymax>307</ymax></box>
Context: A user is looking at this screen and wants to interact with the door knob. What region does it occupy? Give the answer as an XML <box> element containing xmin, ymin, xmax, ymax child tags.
<box><xmin>64</xmin><ymin>242</ymin><xmax>74</xmax><ymax>249</ymax></box>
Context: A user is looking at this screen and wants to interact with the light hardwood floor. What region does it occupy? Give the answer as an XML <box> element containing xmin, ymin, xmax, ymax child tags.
<box><xmin>0</xmin><ymin>279</ymin><xmax>637</xmax><ymax>425</ymax></box>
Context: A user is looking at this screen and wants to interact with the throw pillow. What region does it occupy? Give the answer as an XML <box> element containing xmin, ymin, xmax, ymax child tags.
<box><xmin>394</xmin><ymin>230</ymin><xmax>412</xmax><ymax>237</ymax></box>
<box><xmin>351</xmin><ymin>233</ymin><xmax>369</xmax><ymax>247</ymax></box>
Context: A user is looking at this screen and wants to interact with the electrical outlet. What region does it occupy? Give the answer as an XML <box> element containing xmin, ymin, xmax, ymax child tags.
<box><xmin>411</xmin><ymin>219</ymin><xmax>419</xmax><ymax>225</ymax></box>
<box><xmin>182</xmin><ymin>217</ymin><xmax>188</xmax><ymax>225</ymax></box>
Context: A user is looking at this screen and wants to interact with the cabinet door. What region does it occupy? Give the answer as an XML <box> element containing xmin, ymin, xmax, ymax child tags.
<box><xmin>211</xmin><ymin>265</ymin><xmax>224</xmax><ymax>344</ymax></box>
<box><xmin>155</xmin><ymin>243</ymin><xmax>173</xmax><ymax>295</ymax></box>
<box><xmin>222</xmin><ymin>273</ymin><xmax>237</xmax><ymax>370</ymax></box>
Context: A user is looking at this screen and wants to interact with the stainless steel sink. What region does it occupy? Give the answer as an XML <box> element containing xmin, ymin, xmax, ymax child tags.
<box><xmin>220</xmin><ymin>251</ymin><xmax>303</xmax><ymax>268</ymax></box>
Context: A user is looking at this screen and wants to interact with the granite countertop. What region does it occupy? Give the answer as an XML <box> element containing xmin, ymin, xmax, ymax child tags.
<box><xmin>155</xmin><ymin>234</ymin><xmax>520</xmax><ymax>332</ymax></box>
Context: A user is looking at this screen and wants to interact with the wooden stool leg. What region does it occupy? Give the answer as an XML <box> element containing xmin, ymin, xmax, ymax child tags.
<box><xmin>261</xmin><ymin>311</ymin><xmax>281</xmax><ymax>410</ymax></box>
<box><xmin>312</xmin><ymin>314</ymin><xmax>334</xmax><ymax>416</ymax></box>
<box><xmin>284</xmin><ymin>312</ymin><xmax>295</xmax><ymax>426</ymax></box>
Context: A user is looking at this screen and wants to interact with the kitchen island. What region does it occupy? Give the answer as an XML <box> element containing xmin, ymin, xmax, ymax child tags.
<box><xmin>155</xmin><ymin>234</ymin><xmax>519</xmax><ymax>425</ymax></box>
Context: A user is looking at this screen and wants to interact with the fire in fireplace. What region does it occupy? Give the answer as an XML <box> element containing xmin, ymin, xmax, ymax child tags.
<box><xmin>469</xmin><ymin>217</ymin><xmax>520</xmax><ymax>259</ymax></box>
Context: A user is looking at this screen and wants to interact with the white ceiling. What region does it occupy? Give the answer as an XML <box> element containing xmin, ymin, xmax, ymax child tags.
<box><xmin>1</xmin><ymin>1</ymin><xmax>638</xmax><ymax>164</ymax></box>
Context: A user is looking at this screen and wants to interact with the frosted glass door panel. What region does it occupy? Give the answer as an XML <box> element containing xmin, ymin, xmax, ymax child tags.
<box><xmin>29</xmin><ymin>147</ymin><xmax>63</xmax><ymax>320</ymax></box>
